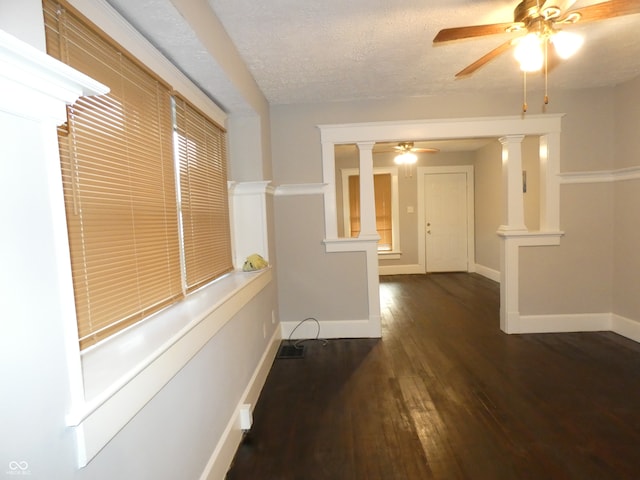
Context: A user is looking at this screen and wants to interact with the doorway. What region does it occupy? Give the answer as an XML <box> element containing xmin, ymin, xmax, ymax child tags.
<box><xmin>318</xmin><ymin>114</ymin><xmax>562</xmax><ymax>338</ymax></box>
<box><xmin>418</xmin><ymin>165</ymin><xmax>475</xmax><ymax>274</ymax></box>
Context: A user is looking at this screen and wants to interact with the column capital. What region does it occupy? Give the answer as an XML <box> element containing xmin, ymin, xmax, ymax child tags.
<box><xmin>356</xmin><ymin>141</ymin><xmax>376</xmax><ymax>151</ymax></box>
<box><xmin>499</xmin><ymin>135</ymin><xmax>525</xmax><ymax>145</ymax></box>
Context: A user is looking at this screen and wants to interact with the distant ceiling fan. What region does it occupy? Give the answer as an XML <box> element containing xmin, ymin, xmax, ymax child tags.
<box><xmin>375</xmin><ymin>142</ymin><xmax>440</xmax><ymax>170</ymax></box>
<box><xmin>433</xmin><ymin>0</ymin><xmax>640</xmax><ymax>110</ymax></box>
<box><xmin>377</xmin><ymin>141</ymin><xmax>439</xmax><ymax>155</ymax></box>
<box><xmin>394</xmin><ymin>141</ymin><xmax>438</xmax><ymax>154</ymax></box>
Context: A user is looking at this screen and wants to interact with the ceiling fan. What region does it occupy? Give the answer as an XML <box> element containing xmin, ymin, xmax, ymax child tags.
<box><xmin>375</xmin><ymin>142</ymin><xmax>439</xmax><ymax>165</ymax></box>
<box><xmin>381</xmin><ymin>142</ymin><xmax>440</xmax><ymax>167</ymax></box>
<box><xmin>394</xmin><ymin>141</ymin><xmax>439</xmax><ymax>154</ymax></box>
<box><xmin>433</xmin><ymin>0</ymin><xmax>640</xmax><ymax>109</ymax></box>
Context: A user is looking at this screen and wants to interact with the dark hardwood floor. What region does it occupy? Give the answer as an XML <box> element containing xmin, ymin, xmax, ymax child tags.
<box><xmin>226</xmin><ymin>273</ymin><xmax>640</xmax><ymax>479</ymax></box>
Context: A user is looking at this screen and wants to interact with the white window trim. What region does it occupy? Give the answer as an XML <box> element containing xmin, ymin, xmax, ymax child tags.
<box><xmin>340</xmin><ymin>166</ymin><xmax>401</xmax><ymax>254</ymax></box>
<box><xmin>69</xmin><ymin>267</ymin><xmax>272</xmax><ymax>466</ymax></box>
<box><xmin>37</xmin><ymin>0</ymin><xmax>274</xmax><ymax>467</ymax></box>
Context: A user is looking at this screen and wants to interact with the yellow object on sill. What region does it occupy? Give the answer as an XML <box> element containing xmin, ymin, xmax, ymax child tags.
<box><xmin>242</xmin><ymin>253</ymin><xmax>269</xmax><ymax>272</ymax></box>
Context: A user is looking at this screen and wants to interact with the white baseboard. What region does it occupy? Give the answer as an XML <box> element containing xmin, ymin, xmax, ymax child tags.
<box><xmin>515</xmin><ymin>312</ymin><xmax>640</xmax><ymax>346</ymax></box>
<box><xmin>474</xmin><ymin>264</ymin><xmax>500</xmax><ymax>283</ymax></box>
<box><xmin>379</xmin><ymin>263</ymin><xmax>500</xmax><ymax>280</ymax></box>
<box><xmin>517</xmin><ymin>313</ymin><xmax>610</xmax><ymax>333</ymax></box>
<box><xmin>280</xmin><ymin>318</ymin><xmax>379</xmax><ymax>340</ymax></box>
<box><xmin>199</xmin><ymin>328</ymin><xmax>281</xmax><ymax>480</ymax></box>
<box><xmin>611</xmin><ymin>313</ymin><xmax>640</xmax><ymax>343</ymax></box>
<box><xmin>378</xmin><ymin>264</ymin><xmax>424</xmax><ymax>275</ymax></box>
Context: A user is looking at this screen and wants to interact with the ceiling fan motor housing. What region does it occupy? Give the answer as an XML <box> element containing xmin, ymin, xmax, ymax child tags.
<box><xmin>514</xmin><ymin>0</ymin><xmax>544</xmax><ymax>23</ymax></box>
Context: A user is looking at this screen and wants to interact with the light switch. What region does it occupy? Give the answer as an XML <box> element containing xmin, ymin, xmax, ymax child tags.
<box><xmin>407</xmin><ymin>206</ymin><xmax>415</xmax><ymax>214</ymax></box>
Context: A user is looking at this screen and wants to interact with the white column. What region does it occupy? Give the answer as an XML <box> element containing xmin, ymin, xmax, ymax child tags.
<box><xmin>498</xmin><ymin>135</ymin><xmax>527</xmax><ymax>232</ymax></box>
<box><xmin>321</xmin><ymin>140</ymin><xmax>338</xmax><ymax>239</ymax></box>
<box><xmin>497</xmin><ymin>135</ymin><xmax>525</xmax><ymax>334</ymax></box>
<box><xmin>0</xmin><ymin>30</ymin><xmax>108</xmax><ymax>468</ymax></box>
<box><xmin>228</xmin><ymin>181</ymin><xmax>271</xmax><ymax>269</ymax></box>
<box><xmin>356</xmin><ymin>141</ymin><xmax>379</xmax><ymax>240</ymax></box>
<box><xmin>538</xmin><ymin>132</ymin><xmax>561</xmax><ymax>231</ymax></box>
<box><xmin>499</xmin><ymin>237</ymin><xmax>520</xmax><ymax>333</ymax></box>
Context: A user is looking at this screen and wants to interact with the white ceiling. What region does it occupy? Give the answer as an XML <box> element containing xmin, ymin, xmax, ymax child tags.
<box><xmin>107</xmin><ymin>0</ymin><xmax>640</xmax><ymax>110</ymax></box>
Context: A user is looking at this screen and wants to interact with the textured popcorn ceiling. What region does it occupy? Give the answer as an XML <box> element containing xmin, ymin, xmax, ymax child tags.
<box><xmin>108</xmin><ymin>0</ymin><xmax>640</xmax><ymax>109</ymax></box>
<box><xmin>208</xmin><ymin>0</ymin><xmax>640</xmax><ymax>105</ymax></box>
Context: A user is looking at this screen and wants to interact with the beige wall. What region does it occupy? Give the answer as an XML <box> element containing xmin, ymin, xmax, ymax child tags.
<box><xmin>474</xmin><ymin>140</ymin><xmax>502</xmax><ymax>271</ymax></box>
<box><xmin>613</xmin><ymin>75</ymin><xmax>640</xmax><ymax>321</ymax></box>
<box><xmin>271</xmin><ymin>84</ymin><xmax>635</xmax><ymax>326</ymax></box>
<box><xmin>520</xmin><ymin>183</ymin><xmax>614</xmax><ymax>314</ymax></box>
<box><xmin>613</xmin><ymin>181</ymin><xmax>640</xmax><ymax>320</ymax></box>
<box><xmin>522</xmin><ymin>136</ymin><xmax>541</xmax><ymax>231</ymax></box>
<box><xmin>274</xmin><ymin>194</ymin><xmax>369</xmax><ymax>323</ymax></box>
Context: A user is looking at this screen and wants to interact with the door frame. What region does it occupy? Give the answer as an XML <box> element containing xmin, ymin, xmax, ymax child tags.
<box><xmin>417</xmin><ymin>165</ymin><xmax>475</xmax><ymax>274</ymax></box>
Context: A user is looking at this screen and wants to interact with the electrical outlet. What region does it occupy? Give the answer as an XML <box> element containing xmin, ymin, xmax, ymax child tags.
<box><xmin>240</xmin><ymin>404</ymin><xmax>252</xmax><ymax>430</ymax></box>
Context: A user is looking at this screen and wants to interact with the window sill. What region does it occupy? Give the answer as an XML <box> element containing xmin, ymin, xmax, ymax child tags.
<box><xmin>378</xmin><ymin>250</ymin><xmax>401</xmax><ymax>260</ymax></box>
<box><xmin>67</xmin><ymin>267</ymin><xmax>273</xmax><ymax>467</ymax></box>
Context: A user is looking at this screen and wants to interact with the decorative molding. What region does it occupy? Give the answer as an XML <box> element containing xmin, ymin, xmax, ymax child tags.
<box><xmin>228</xmin><ymin>180</ymin><xmax>271</xmax><ymax>195</ymax></box>
<box><xmin>317</xmin><ymin>114</ymin><xmax>563</xmax><ymax>144</ymax></box>
<box><xmin>67</xmin><ymin>0</ymin><xmax>226</xmax><ymax>125</ymax></box>
<box><xmin>229</xmin><ymin>181</ymin><xmax>271</xmax><ymax>268</ymax></box>
<box><xmin>508</xmin><ymin>312</ymin><xmax>640</xmax><ymax>345</ymax></box>
<box><xmin>499</xmin><ymin>231</ymin><xmax>564</xmax><ymax>333</ymax></box>
<box><xmin>199</xmin><ymin>328</ymin><xmax>281</xmax><ymax>480</ymax></box>
<box><xmin>280</xmin><ymin>318</ymin><xmax>377</xmax><ymax>340</ymax></box>
<box><xmin>0</xmin><ymin>29</ymin><xmax>107</xmax><ymax>122</ymax></box>
<box><xmin>517</xmin><ymin>312</ymin><xmax>610</xmax><ymax>334</ymax></box>
<box><xmin>612</xmin><ymin>314</ymin><xmax>640</xmax><ymax>344</ymax></box>
<box><xmin>497</xmin><ymin>230</ymin><xmax>564</xmax><ymax>243</ymax></box>
<box><xmin>559</xmin><ymin>166</ymin><xmax>640</xmax><ymax>184</ymax></box>
<box><xmin>274</xmin><ymin>183</ymin><xmax>326</xmax><ymax>196</ymax></box>
<box><xmin>475</xmin><ymin>264</ymin><xmax>500</xmax><ymax>283</ymax></box>
<box><xmin>323</xmin><ymin>237</ymin><xmax>378</xmax><ymax>253</ymax></box>
<box><xmin>319</xmin><ymin>114</ymin><xmax>564</xmax><ymax>340</ymax></box>
<box><xmin>378</xmin><ymin>264</ymin><xmax>424</xmax><ymax>275</ymax></box>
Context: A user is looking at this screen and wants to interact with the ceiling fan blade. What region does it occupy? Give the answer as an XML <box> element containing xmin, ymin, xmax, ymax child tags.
<box><xmin>455</xmin><ymin>41</ymin><xmax>514</xmax><ymax>77</ymax></box>
<box><xmin>412</xmin><ymin>148</ymin><xmax>439</xmax><ymax>153</ymax></box>
<box><xmin>433</xmin><ymin>22</ymin><xmax>521</xmax><ymax>43</ymax></box>
<box><xmin>568</xmin><ymin>0</ymin><xmax>640</xmax><ymax>23</ymax></box>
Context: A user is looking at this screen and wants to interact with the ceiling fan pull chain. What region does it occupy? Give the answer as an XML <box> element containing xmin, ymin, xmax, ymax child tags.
<box><xmin>544</xmin><ymin>39</ymin><xmax>549</xmax><ymax>105</ymax></box>
<box><xmin>522</xmin><ymin>71</ymin><xmax>528</xmax><ymax>113</ymax></box>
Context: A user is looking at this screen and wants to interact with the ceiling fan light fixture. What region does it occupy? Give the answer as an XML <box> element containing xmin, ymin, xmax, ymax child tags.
<box><xmin>514</xmin><ymin>32</ymin><xmax>544</xmax><ymax>72</ymax></box>
<box><xmin>394</xmin><ymin>152</ymin><xmax>417</xmax><ymax>165</ymax></box>
<box><xmin>551</xmin><ymin>30</ymin><xmax>583</xmax><ymax>59</ymax></box>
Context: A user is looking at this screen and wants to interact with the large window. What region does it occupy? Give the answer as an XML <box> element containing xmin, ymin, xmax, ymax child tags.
<box><xmin>44</xmin><ymin>0</ymin><xmax>232</xmax><ymax>350</ymax></box>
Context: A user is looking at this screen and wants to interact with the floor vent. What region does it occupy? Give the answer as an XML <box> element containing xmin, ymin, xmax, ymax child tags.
<box><xmin>277</xmin><ymin>344</ymin><xmax>305</xmax><ymax>359</ymax></box>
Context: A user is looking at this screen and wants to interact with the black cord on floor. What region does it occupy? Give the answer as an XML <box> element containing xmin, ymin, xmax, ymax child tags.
<box><xmin>287</xmin><ymin>317</ymin><xmax>328</xmax><ymax>349</ymax></box>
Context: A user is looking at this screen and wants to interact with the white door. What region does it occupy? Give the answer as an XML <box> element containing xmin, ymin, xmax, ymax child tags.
<box><xmin>424</xmin><ymin>172</ymin><xmax>469</xmax><ymax>272</ymax></box>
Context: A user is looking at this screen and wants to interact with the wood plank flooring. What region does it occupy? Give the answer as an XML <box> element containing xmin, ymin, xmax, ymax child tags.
<box><xmin>226</xmin><ymin>273</ymin><xmax>640</xmax><ymax>479</ymax></box>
